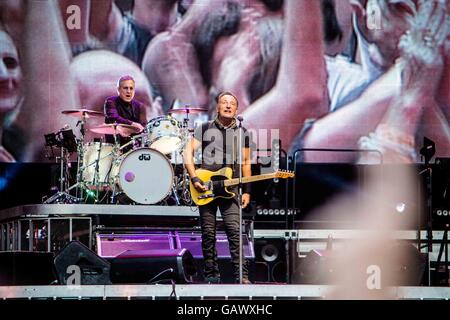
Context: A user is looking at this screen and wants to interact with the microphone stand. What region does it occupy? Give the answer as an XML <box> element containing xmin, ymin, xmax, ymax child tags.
<box><xmin>237</xmin><ymin>116</ymin><xmax>244</xmax><ymax>284</ymax></box>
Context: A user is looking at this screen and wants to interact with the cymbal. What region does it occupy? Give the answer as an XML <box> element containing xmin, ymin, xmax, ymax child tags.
<box><xmin>168</xmin><ymin>107</ymin><xmax>208</xmax><ymax>114</ymax></box>
<box><xmin>89</xmin><ymin>123</ymin><xmax>141</xmax><ymax>136</ymax></box>
<box><xmin>61</xmin><ymin>109</ymin><xmax>104</xmax><ymax>118</ymax></box>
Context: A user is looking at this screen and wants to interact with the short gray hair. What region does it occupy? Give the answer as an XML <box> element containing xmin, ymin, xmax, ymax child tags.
<box><xmin>117</xmin><ymin>75</ymin><xmax>135</xmax><ymax>88</ymax></box>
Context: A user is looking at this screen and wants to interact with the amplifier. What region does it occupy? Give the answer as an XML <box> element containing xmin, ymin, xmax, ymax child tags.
<box><xmin>96</xmin><ymin>232</ymin><xmax>176</xmax><ymax>258</ymax></box>
<box><xmin>248</xmin><ymin>205</ymin><xmax>300</xmax><ymax>229</ymax></box>
<box><xmin>433</xmin><ymin>208</ymin><xmax>450</xmax><ymax>228</ymax></box>
<box><xmin>176</xmin><ymin>231</ymin><xmax>255</xmax><ymax>259</ymax></box>
<box><xmin>254</xmin><ymin>207</ymin><xmax>299</xmax><ymax>218</ymax></box>
<box><xmin>96</xmin><ymin>231</ymin><xmax>255</xmax><ymax>259</ymax></box>
<box><xmin>95</xmin><ymin>230</ymin><xmax>255</xmax><ymax>284</ymax></box>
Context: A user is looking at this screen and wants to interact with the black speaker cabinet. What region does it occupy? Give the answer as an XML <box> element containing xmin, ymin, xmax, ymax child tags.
<box><xmin>0</xmin><ymin>251</ymin><xmax>57</xmax><ymax>285</ymax></box>
<box><xmin>253</xmin><ymin>238</ymin><xmax>287</xmax><ymax>283</ymax></box>
<box><xmin>54</xmin><ymin>240</ymin><xmax>111</xmax><ymax>285</ymax></box>
<box><xmin>110</xmin><ymin>248</ymin><xmax>196</xmax><ymax>284</ymax></box>
<box><xmin>292</xmin><ymin>243</ymin><xmax>427</xmax><ymax>286</ymax></box>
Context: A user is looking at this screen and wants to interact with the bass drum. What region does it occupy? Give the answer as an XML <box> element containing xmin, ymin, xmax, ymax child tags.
<box><xmin>114</xmin><ymin>148</ymin><xmax>174</xmax><ymax>204</ymax></box>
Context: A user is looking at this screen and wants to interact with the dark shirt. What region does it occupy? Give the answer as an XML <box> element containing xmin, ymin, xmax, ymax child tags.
<box><xmin>194</xmin><ymin>120</ymin><xmax>252</xmax><ymax>194</ymax></box>
<box><xmin>104</xmin><ymin>95</ymin><xmax>145</xmax><ymax>145</ymax></box>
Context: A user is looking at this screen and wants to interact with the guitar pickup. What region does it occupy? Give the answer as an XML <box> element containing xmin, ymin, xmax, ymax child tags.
<box><xmin>198</xmin><ymin>194</ymin><xmax>215</xmax><ymax>200</ymax></box>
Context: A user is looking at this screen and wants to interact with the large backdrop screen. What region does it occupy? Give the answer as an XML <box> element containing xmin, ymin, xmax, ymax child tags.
<box><xmin>0</xmin><ymin>0</ymin><xmax>448</xmax><ymax>164</ymax></box>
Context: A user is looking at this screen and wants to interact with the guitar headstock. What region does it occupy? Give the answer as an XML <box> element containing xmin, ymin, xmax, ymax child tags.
<box><xmin>274</xmin><ymin>170</ymin><xmax>295</xmax><ymax>179</ymax></box>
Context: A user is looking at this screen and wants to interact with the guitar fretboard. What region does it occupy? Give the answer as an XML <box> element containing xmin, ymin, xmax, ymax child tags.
<box><xmin>223</xmin><ymin>173</ymin><xmax>278</xmax><ymax>187</ymax></box>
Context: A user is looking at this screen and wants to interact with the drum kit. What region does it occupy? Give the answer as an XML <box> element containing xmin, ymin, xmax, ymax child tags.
<box><xmin>44</xmin><ymin>106</ymin><xmax>207</xmax><ymax>205</ymax></box>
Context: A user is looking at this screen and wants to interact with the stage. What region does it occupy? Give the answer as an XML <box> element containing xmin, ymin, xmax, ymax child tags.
<box><xmin>0</xmin><ymin>204</ymin><xmax>449</xmax><ymax>300</ymax></box>
<box><xmin>0</xmin><ymin>284</ymin><xmax>449</xmax><ymax>300</ymax></box>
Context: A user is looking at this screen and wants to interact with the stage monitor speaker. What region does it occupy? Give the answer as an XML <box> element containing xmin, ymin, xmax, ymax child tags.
<box><xmin>253</xmin><ymin>238</ymin><xmax>287</xmax><ymax>283</ymax></box>
<box><xmin>0</xmin><ymin>251</ymin><xmax>57</xmax><ymax>285</ymax></box>
<box><xmin>292</xmin><ymin>243</ymin><xmax>427</xmax><ymax>286</ymax></box>
<box><xmin>110</xmin><ymin>248</ymin><xmax>196</xmax><ymax>284</ymax></box>
<box><xmin>54</xmin><ymin>240</ymin><xmax>111</xmax><ymax>285</ymax></box>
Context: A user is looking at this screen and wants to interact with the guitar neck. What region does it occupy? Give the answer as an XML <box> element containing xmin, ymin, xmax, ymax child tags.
<box><xmin>223</xmin><ymin>173</ymin><xmax>278</xmax><ymax>187</ymax></box>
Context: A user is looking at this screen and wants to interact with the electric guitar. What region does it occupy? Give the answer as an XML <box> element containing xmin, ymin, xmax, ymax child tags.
<box><xmin>190</xmin><ymin>167</ymin><xmax>295</xmax><ymax>206</ymax></box>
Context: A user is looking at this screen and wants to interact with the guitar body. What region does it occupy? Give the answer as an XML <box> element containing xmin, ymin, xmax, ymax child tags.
<box><xmin>190</xmin><ymin>168</ymin><xmax>235</xmax><ymax>206</ymax></box>
<box><xmin>189</xmin><ymin>167</ymin><xmax>294</xmax><ymax>206</ymax></box>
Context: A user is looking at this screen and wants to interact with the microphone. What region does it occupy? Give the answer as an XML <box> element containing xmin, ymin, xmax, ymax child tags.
<box><xmin>237</xmin><ymin>115</ymin><xmax>243</xmax><ymax>122</ymax></box>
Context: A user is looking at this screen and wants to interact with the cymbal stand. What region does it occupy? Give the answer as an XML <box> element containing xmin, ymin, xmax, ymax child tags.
<box><xmin>109</xmin><ymin>124</ymin><xmax>122</xmax><ymax>203</ymax></box>
<box><xmin>91</xmin><ymin>140</ymin><xmax>103</xmax><ymax>202</ymax></box>
<box><xmin>74</xmin><ymin>112</ymin><xmax>87</xmax><ymax>199</ymax></box>
<box><xmin>171</xmin><ymin>181</ymin><xmax>181</xmax><ymax>205</ymax></box>
<box><xmin>63</xmin><ymin>111</ymin><xmax>88</xmax><ymax>202</ymax></box>
<box><xmin>178</xmin><ymin>112</ymin><xmax>193</xmax><ymax>205</ymax></box>
<box><xmin>43</xmin><ymin>139</ymin><xmax>78</xmax><ymax>204</ymax></box>
<box><xmin>110</xmin><ymin>132</ymin><xmax>121</xmax><ymax>204</ymax></box>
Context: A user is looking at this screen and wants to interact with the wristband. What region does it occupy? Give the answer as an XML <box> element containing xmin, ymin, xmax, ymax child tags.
<box><xmin>191</xmin><ymin>177</ymin><xmax>203</xmax><ymax>185</ymax></box>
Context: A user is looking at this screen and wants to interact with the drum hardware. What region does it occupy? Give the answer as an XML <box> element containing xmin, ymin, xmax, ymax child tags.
<box><xmin>120</xmin><ymin>133</ymin><xmax>146</xmax><ymax>151</ymax></box>
<box><xmin>44</xmin><ymin>108</ymin><xmax>111</xmax><ymax>203</ymax></box>
<box><xmin>171</xmin><ymin>181</ymin><xmax>181</xmax><ymax>206</ymax></box>
<box><xmin>175</xmin><ymin>171</ymin><xmax>193</xmax><ymax>205</ymax></box>
<box><xmin>163</xmin><ymin>106</ymin><xmax>204</xmax><ymax>205</ymax></box>
<box><xmin>43</xmin><ymin>127</ymin><xmax>80</xmax><ymax>204</ymax></box>
<box><xmin>108</xmin><ymin>142</ymin><xmax>124</xmax><ymax>204</ymax></box>
<box><xmin>55</xmin><ymin>108</ymin><xmax>105</xmax><ymax>201</ymax></box>
<box><xmin>43</xmin><ymin>107</ymin><xmax>201</xmax><ymax>206</ymax></box>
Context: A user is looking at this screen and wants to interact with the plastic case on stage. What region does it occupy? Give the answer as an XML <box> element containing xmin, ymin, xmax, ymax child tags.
<box><xmin>95</xmin><ymin>231</ymin><xmax>255</xmax><ymax>259</ymax></box>
<box><xmin>0</xmin><ymin>217</ymin><xmax>92</xmax><ymax>253</ymax></box>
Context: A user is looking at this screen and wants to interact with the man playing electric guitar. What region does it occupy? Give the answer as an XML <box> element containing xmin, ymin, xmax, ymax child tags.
<box><xmin>183</xmin><ymin>91</ymin><xmax>252</xmax><ymax>284</ymax></box>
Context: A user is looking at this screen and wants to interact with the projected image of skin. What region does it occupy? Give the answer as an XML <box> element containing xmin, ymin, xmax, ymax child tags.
<box><xmin>0</xmin><ymin>0</ymin><xmax>448</xmax><ymax>163</ymax></box>
<box><xmin>0</xmin><ymin>30</ymin><xmax>22</xmax><ymax>162</ymax></box>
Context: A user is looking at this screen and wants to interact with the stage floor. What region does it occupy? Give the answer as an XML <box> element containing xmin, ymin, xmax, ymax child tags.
<box><xmin>0</xmin><ymin>284</ymin><xmax>449</xmax><ymax>300</ymax></box>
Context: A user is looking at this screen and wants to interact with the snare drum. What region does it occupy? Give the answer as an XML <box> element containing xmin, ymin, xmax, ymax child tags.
<box><xmin>145</xmin><ymin>116</ymin><xmax>181</xmax><ymax>154</ymax></box>
<box><xmin>112</xmin><ymin>148</ymin><xmax>174</xmax><ymax>204</ymax></box>
<box><xmin>82</xmin><ymin>142</ymin><xmax>114</xmax><ymax>190</ymax></box>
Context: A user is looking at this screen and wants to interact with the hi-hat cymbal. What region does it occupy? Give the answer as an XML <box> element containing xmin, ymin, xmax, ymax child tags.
<box><xmin>90</xmin><ymin>123</ymin><xmax>140</xmax><ymax>136</ymax></box>
<box><xmin>62</xmin><ymin>109</ymin><xmax>104</xmax><ymax>118</ymax></box>
<box><xmin>168</xmin><ymin>107</ymin><xmax>208</xmax><ymax>114</ymax></box>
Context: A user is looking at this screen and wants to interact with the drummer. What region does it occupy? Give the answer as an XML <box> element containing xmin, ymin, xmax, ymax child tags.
<box><xmin>104</xmin><ymin>75</ymin><xmax>146</xmax><ymax>148</ymax></box>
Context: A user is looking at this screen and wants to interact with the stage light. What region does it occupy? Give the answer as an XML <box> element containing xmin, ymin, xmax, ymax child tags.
<box><xmin>86</xmin><ymin>190</ymin><xmax>96</xmax><ymax>198</ymax></box>
<box><xmin>395</xmin><ymin>203</ymin><xmax>406</xmax><ymax>213</ymax></box>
